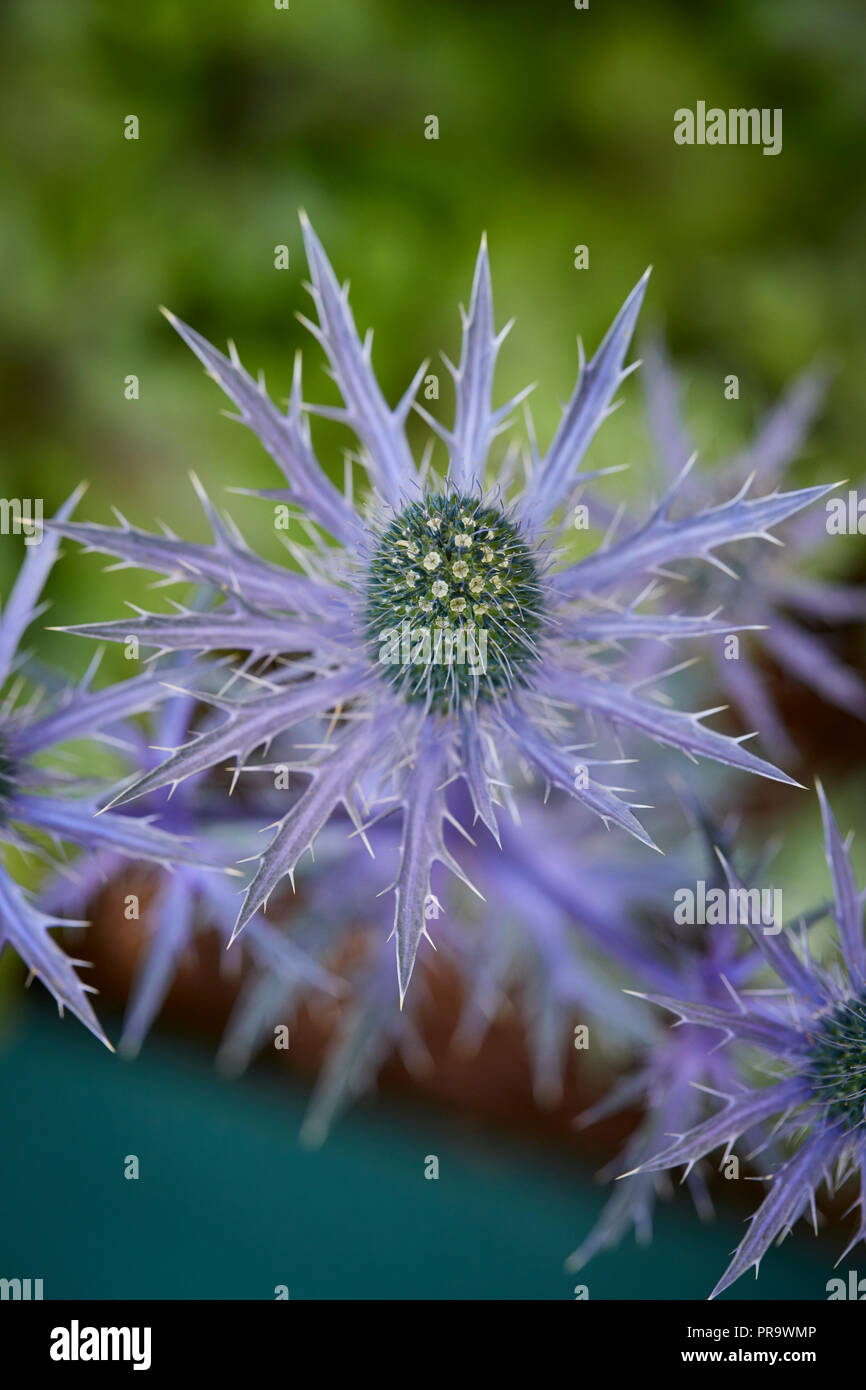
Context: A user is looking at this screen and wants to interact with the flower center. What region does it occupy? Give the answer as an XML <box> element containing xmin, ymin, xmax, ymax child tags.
<box><xmin>364</xmin><ymin>493</ymin><xmax>543</xmax><ymax>711</ymax></box>
<box><xmin>807</xmin><ymin>989</ymin><xmax>866</xmax><ymax>1128</ymax></box>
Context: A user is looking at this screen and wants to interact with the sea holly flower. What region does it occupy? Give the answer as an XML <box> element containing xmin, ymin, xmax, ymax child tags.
<box><xmin>53</xmin><ymin>216</ymin><xmax>829</xmax><ymax>1003</ymax></box>
<box><xmin>634</xmin><ymin>340</ymin><xmax>866</xmax><ymax>760</ymax></box>
<box><xmin>621</xmin><ymin>786</ymin><xmax>866</xmax><ymax>1298</ymax></box>
<box><xmin>0</xmin><ymin>493</ymin><xmax>213</xmax><ymax>1047</ymax></box>
<box><xmin>564</xmin><ymin>799</ymin><xmax>803</xmax><ymax>1271</ymax></box>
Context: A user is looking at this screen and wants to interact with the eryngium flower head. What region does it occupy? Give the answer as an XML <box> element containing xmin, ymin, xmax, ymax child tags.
<box><xmin>637</xmin><ymin>340</ymin><xmax>866</xmax><ymax>761</ymax></box>
<box><xmin>624</xmin><ymin>786</ymin><xmax>866</xmax><ymax>1298</ymax></box>
<box><xmin>55</xmin><ymin>215</ymin><xmax>829</xmax><ymax>1002</ymax></box>
<box><xmin>0</xmin><ymin>493</ymin><xmax>209</xmax><ymax>1046</ymax></box>
<box><xmin>566</xmin><ymin>798</ymin><xmax>797</xmax><ymax>1271</ymax></box>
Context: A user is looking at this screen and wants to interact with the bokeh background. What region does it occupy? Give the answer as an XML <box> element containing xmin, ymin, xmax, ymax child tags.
<box><xmin>1</xmin><ymin>0</ymin><xmax>865</xmax><ymax>1299</ymax></box>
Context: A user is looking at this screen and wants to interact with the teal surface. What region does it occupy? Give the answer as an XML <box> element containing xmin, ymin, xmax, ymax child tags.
<box><xmin>0</xmin><ymin>1002</ymin><xmax>832</xmax><ymax>1301</ymax></box>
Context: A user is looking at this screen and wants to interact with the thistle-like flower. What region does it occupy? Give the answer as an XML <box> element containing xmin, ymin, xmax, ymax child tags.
<box><xmin>0</xmin><ymin>493</ymin><xmax>208</xmax><ymax>1046</ymax></box>
<box><xmin>637</xmin><ymin>340</ymin><xmax>866</xmax><ymax>760</ymax></box>
<box><xmin>566</xmin><ymin>799</ymin><xmax>789</xmax><ymax>1270</ymax></box>
<box><xmin>55</xmin><ymin>216</ymin><xmax>829</xmax><ymax>1002</ymax></box>
<box><xmin>622</xmin><ymin>786</ymin><xmax>866</xmax><ymax>1298</ymax></box>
